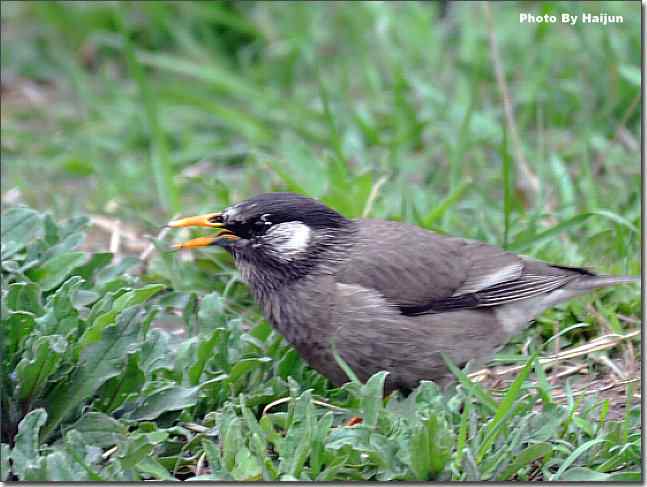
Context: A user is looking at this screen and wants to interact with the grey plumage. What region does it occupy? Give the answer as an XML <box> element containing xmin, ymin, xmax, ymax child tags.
<box><xmin>169</xmin><ymin>192</ymin><xmax>640</xmax><ymax>394</ymax></box>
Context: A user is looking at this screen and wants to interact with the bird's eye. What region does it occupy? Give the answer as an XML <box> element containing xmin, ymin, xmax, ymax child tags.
<box><xmin>247</xmin><ymin>213</ymin><xmax>272</xmax><ymax>235</ymax></box>
<box><xmin>253</xmin><ymin>218</ymin><xmax>272</xmax><ymax>233</ymax></box>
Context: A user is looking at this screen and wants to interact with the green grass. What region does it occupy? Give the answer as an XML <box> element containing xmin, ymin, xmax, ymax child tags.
<box><xmin>1</xmin><ymin>0</ymin><xmax>641</xmax><ymax>481</ymax></box>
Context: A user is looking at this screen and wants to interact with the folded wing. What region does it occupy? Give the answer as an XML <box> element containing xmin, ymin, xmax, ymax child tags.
<box><xmin>337</xmin><ymin>219</ymin><xmax>590</xmax><ymax>315</ymax></box>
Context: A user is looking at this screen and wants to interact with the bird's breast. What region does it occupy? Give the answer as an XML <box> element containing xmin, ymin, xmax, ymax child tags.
<box><xmin>254</xmin><ymin>273</ymin><xmax>337</xmax><ymax>352</ymax></box>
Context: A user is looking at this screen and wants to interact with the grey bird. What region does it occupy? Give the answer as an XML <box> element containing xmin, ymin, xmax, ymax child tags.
<box><xmin>168</xmin><ymin>192</ymin><xmax>639</xmax><ymax>393</ymax></box>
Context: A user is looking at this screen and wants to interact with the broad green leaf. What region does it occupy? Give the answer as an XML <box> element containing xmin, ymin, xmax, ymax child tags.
<box><xmin>44</xmin><ymin>231</ymin><xmax>85</xmax><ymax>260</ymax></box>
<box><xmin>26</xmin><ymin>251</ymin><xmax>88</xmax><ymax>291</ymax></box>
<box><xmin>63</xmin><ymin>430</ymin><xmax>104</xmax><ymax>480</ymax></box>
<box><xmin>188</xmin><ymin>328</ymin><xmax>221</xmax><ymax>385</ymax></box>
<box><xmin>68</xmin><ymin>412</ymin><xmax>128</xmax><ymax>448</ymax></box>
<box><xmin>279</xmin><ymin>390</ymin><xmax>314</xmax><ymax>478</ymax></box>
<box><xmin>202</xmin><ymin>438</ymin><xmax>223</xmax><ymax>474</ymax></box>
<box><xmin>45</xmin><ymin>450</ymin><xmax>88</xmax><ymax>481</ymax></box>
<box><xmin>277</xmin><ymin>349</ymin><xmax>300</xmax><ymax>379</ymax></box>
<box><xmin>79</xmin><ymin>284</ymin><xmax>165</xmax><ymax>348</ymax></box>
<box><xmin>5</xmin><ymin>282</ymin><xmax>44</xmax><ymax>315</ymax></box>
<box><xmin>231</xmin><ymin>447</ymin><xmax>262</xmax><ymax>481</ymax></box>
<box><xmin>10</xmin><ymin>408</ymin><xmax>47</xmax><ymax>479</ymax></box>
<box><xmin>240</xmin><ymin>396</ymin><xmax>267</xmax><ymax>442</ymax></box>
<box><xmin>558</xmin><ymin>466</ymin><xmax>610</xmax><ymax>481</ymax></box>
<box><xmin>222</xmin><ymin>416</ymin><xmax>243</xmax><ymax>472</ymax></box>
<box><xmin>197</xmin><ymin>291</ymin><xmax>225</xmax><ymax>328</ymax></box>
<box><xmin>42</xmin><ymin>307</ymin><xmax>143</xmax><ymax>440</ymax></box>
<box><xmin>180</xmin><ymin>291</ymin><xmax>199</xmax><ymax>335</ymax></box>
<box><xmin>360</xmin><ymin>371</ymin><xmax>388</xmax><ymax>428</ymax></box>
<box><xmin>325</xmin><ymin>426</ymin><xmax>370</xmax><ymax>451</ymax></box>
<box><xmin>94</xmin><ymin>352</ymin><xmax>145</xmax><ymax>413</ymax></box>
<box><xmin>73</xmin><ymin>289</ymin><xmax>100</xmax><ymax>307</ymax></box>
<box><xmin>316</xmin><ymin>452</ymin><xmax>351</xmax><ymax>481</ymax></box>
<box><xmin>94</xmin><ymin>256</ymin><xmax>140</xmax><ymax>289</ymax></box>
<box><xmin>43</xmin><ymin>214</ymin><xmax>59</xmax><ymax>245</ymax></box>
<box><xmin>310</xmin><ymin>411</ymin><xmax>333</xmax><ymax>479</ymax></box>
<box><xmin>407</xmin><ymin>415</ymin><xmax>452</xmax><ymax>480</ymax></box>
<box><xmin>16</xmin><ymin>335</ymin><xmax>67</xmax><ymax>401</ymax></box>
<box><xmin>1</xmin><ymin>241</ymin><xmax>23</xmax><ymax>261</ymax></box>
<box><xmin>140</xmin><ymin>328</ymin><xmax>174</xmax><ymax>375</ymax></box>
<box><xmin>4</xmin><ymin>311</ymin><xmax>37</xmax><ymax>364</ymax></box>
<box><xmin>100</xmin><ymin>458</ymin><xmax>132</xmax><ymax>481</ymax></box>
<box><xmin>228</xmin><ymin>357</ymin><xmax>272</xmax><ymax>384</ymax></box>
<box><xmin>500</xmin><ymin>442</ymin><xmax>552</xmax><ymax>479</ymax></box>
<box><xmin>58</xmin><ymin>216</ymin><xmax>90</xmax><ymax>241</ymax></box>
<box><xmin>118</xmin><ymin>431</ymin><xmax>169</xmax><ymax>469</ymax></box>
<box><xmin>86</xmin><ymin>289</ymin><xmax>123</xmax><ymax>325</ymax></box>
<box><xmin>1</xmin><ymin>443</ymin><xmax>9</xmax><ymax>481</ymax></box>
<box><xmin>1</xmin><ymin>207</ymin><xmax>43</xmax><ymax>257</ymax></box>
<box><xmin>34</xmin><ymin>276</ymin><xmax>83</xmax><ymax>336</ymax></box>
<box><xmin>136</xmin><ymin>456</ymin><xmax>176</xmax><ymax>481</ymax></box>
<box><xmin>112</xmin><ymin>284</ymin><xmax>166</xmax><ymax>310</ymax></box>
<box><xmin>127</xmin><ymin>385</ymin><xmax>200</xmax><ymax>421</ymax></box>
<box><xmin>74</xmin><ymin>252</ymin><xmax>113</xmax><ymax>285</ymax></box>
<box><xmin>20</xmin><ymin>457</ymin><xmax>48</xmax><ymax>481</ymax></box>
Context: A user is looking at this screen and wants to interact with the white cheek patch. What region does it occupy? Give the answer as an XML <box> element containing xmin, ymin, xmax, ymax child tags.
<box><xmin>267</xmin><ymin>221</ymin><xmax>311</xmax><ymax>257</ymax></box>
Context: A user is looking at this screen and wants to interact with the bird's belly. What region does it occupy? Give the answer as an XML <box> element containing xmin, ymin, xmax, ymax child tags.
<box><xmin>334</xmin><ymin>307</ymin><xmax>510</xmax><ymax>392</ymax></box>
<box><xmin>255</xmin><ymin>279</ymin><xmax>511</xmax><ymax>393</ymax></box>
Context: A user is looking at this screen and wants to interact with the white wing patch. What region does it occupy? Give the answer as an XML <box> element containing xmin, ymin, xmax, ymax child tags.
<box><xmin>266</xmin><ymin>221</ymin><xmax>311</xmax><ymax>257</ymax></box>
<box><xmin>452</xmin><ymin>262</ymin><xmax>523</xmax><ymax>295</ymax></box>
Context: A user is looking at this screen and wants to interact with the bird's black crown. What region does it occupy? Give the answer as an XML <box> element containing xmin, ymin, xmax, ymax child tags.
<box><xmin>223</xmin><ymin>192</ymin><xmax>350</xmax><ymax>239</ymax></box>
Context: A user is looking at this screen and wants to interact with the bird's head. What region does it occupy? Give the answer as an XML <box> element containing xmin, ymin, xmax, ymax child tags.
<box><xmin>167</xmin><ymin>193</ymin><xmax>353</xmax><ymax>281</ymax></box>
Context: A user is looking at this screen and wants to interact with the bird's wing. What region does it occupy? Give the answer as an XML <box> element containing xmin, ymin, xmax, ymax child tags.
<box><xmin>336</xmin><ymin>219</ymin><xmax>466</xmax><ymax>306</ymax></box>
<box><xmin>337</xmin><ymin>219</ymin><xmax>587</xmax><ymax>314</ymax></box>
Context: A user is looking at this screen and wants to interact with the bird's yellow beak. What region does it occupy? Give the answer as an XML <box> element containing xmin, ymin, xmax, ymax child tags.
<box><xmin>167</xmin><ymin>212</ymin><xmax>240</xmax><ymax>250</ymax></box>
<box><xmin>167</xmin><ymin>212</ymin><xmax>224</xmax><ymax>228</ymax></box>
<box><xmin>172</xmin><ymin>230</ymin><xmax>239</xmax><ymax>250</ymax></box>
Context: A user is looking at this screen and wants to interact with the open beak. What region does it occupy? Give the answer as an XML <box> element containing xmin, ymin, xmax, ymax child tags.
<box><xmin>172</xmin><ymin>230</ymin><xmax>239</xmax><ymax>250</ymax></box>
<box><xmin>167</xmin><ymin>212</ymin><xmax>240</xmax><ymax>250</ymax></box>
<box><xmin>167</xmin><ymin>212</ymin><xmax>224</xmax><ymax>228</ymax></box>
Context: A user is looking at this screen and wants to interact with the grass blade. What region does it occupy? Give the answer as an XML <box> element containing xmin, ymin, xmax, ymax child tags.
<box><xmin>550</xmin><ymin>438</ymin><xmax>609</xmax><ymax>480</ymax></box>
<box><xmin>115</xmin><ymin>6</ymin><xmax>179</xmax><ymax>213</ymax></box>
<box><xmin>442</xmin><ymin>353</ymin><xmax>497</xmax><ymax>414</ymax></box>
<box><xmin>423</xmin><ymin>179</ymin><xmax>472</xmax><ymax>227</ymax></box>
<box><xmin>501</xmin><ymin>123</ymin><xmax>513</xmax><ymax>249</ymax></box>
<box><xmin>476</xmin><ymin>354</ymin><xmax>536</xmax><ymax>463</ymax></box>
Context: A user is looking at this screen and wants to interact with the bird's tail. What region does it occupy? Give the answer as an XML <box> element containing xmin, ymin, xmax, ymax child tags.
<box><xmin>570</xmin><ymin>275</ymin><xmax>641</xmax><ymax>292</ymax></box>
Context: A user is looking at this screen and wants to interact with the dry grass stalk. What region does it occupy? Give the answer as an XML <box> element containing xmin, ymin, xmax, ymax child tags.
<box><xmin>482</xmin><ymin>2</ymin><xmax>540</xmax><ymax>202</ymax></box>
<box><xmin>469</xmin><ymin>329</ymin><xmax>641</xmax><ymax>382</ymax></box>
